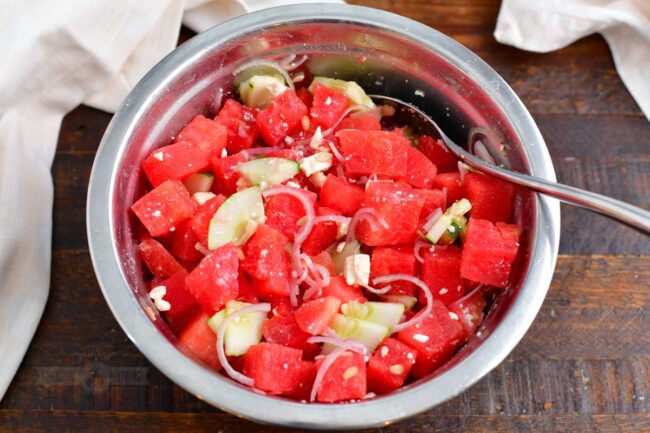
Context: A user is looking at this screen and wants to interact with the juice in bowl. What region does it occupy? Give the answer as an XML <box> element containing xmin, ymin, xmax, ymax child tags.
<box><xmin>87</xmin><ymin>4</ymin><xmax>559</xmax><ymax>429</ymax></box>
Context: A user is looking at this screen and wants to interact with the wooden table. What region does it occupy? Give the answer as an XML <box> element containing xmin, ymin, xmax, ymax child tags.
<box><xmin>2</xmin><ymin>1</ymin><xmax>649</xmax><ymax>431</ymax></box>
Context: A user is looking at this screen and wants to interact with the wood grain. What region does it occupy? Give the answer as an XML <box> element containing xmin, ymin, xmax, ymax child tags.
<box><xmin>3</xmin><ymin>1</ymin><xmax>650</xmax><ymax>431</ymax></box>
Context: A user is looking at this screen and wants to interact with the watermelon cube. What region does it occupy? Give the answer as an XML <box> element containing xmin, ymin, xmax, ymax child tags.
<box><xmin>337</xmin><ymin>112</ymin><xmax>381</xmax><ymax>131</ymax></box>
<box><xmin>138</xmin><ymin>238</ymin><xmax>184</xmax><ymax>279</ymax></box>
<box><xmin>404</xmin><ymin>146</ymin><xmax>437</xmax><ymax>189</ymax></box>
<box><xmin>287</xmin><ymin>360</ymin><xmax>318</xmax><ymax>401</ymax></box>
<box><xmin>294</xmin><ymin>296</ymin><xmax>341</xmax><ymax>335</ymax></box>
<box><xmin>310</xmin><ymin>82</ymin><xmax>349</xmax><ymax>130</ymax></box>
<box><xmin>175</xmin><ymin>114</ymin><xmax>228</xmax><ymax>159</ymax></box>
<box><xmin>241</xmin><ymin>224</ymin><xmax>292</xmax><ymax>300</ymax></box>
<box><xmin>463</xmin><ymin>173</ymin><xmax>515</xmax><ymax>223</ymax></box>
<box><xmin>243</xmin><ymin>342</ymin><xmax>303</xmax><ymax>395</ymax></box>
<box><xmin>319</xmin><ymin>175</ymin><xmax>364</xmax><ymax>217</ymax></box>
<box><xmin>315</xmin><ymin>351</ymin><xmax>366</xmax><ymax>402</ymax></box>
<box><xmin>167</xmin><ymin>220</ymin><xmax>203</xmax><ymax>262</ymax></box>
<box><xmin>177</xmin><ymin>311</ymin><xmax>221</xmax><ymax>371</ymax></box>
<box><xmin>311</xmin><ymin>250</ymin><xmax>335</xmax><ymax>275</ymax></box>
<box><xmin>264</xmin><ymin>189</ymin><xmax>317</xmax><ymax>242</ymax></box>
<box><xmin>211</xmin><ymin>153</ymin><xmax>246</xmax><ymax>196</ymax></box>
<box><xmin>432</xmin><ymin>173</ymin><xmax>463</xmax><ymax>206</ymax></box>
<box><xmin>460</xmin><ymin>219</ymin><xmax>520</xmax><ymax>287</ymax></box>
<box><xmin>154</xmin><ymin>269</ymin><xmax>197</xmax><ymax>320</ymax></box>
<box><xmin>370</xmin><ymin>246</ymin><xmax>418</xmax><ymax>296</ymax></box>
<box><xmin>141</xmin><ymin>141</ymin><xmax>210</xmax><ymax>188</ymax></box>
<box><xmin>302</xmin><ymin>207</ymin><xmax>341</xmax><ymax>255</ymax></box>
<box><xmin>448</xmin><ymin>288</ymin><xmax>486</xmax><ymax>341</ymax></box>
<box><xmin>356</xmin><ymin>181</ymin><xmax>424</xmax><ymax>246</ymax></box>
<box><xmin>398</xmin><ymin>299</ymin><xmax>464</xmax><ymax>378</ymax></box>
<box><xmin>190</xmin><ymin>194</ymin><xmax>226</xmax><ymax>246</ymax></box>
<box><xmin>367</xmin><ymin>338</ymin><xmax>417</xmax><ymax>395</ymax></box>
<box><xmin>263</xmin><ymin>304</ymin><xmax>320</xmax><ymax>357</ymax></box>
<box><xmin>415</xmin><ymin>188</ymin><xmax>447</xmax><ymax>226</ymax></box>
<box><xmin>321</xmin><ymin>276</ymin><xmax>366</xmax><ymax>303</ymax></box>
<box><xmin>420</xmin><ymin>246</ymin><xmax>465</xmax><ymax>305</ymax></box>
<box><xmin>185</xmin><ymin>244</ymin><xmax>239</xmax><ymax>314</ymax></box>
<box><xmin>296</xmin><ymin>87</ymin><xmax>313</xmax><ymax>108</ymax></box>
<box><xmin>338</xmin><ymin>129</ymin><xmax>409</xmax><ymax>178</ymax></box>
<box><xmin>417</xmin><ymin>134</ymin><xmax>458</xmax><ymax>173</ymax></box>
<box><xmin>236</xmin><ymin>273</ymin><xmax>258</xmax><ymax>304</ymax></box>
<box><xmin>131</xmin><ymin>180</ymin><xmax>197</xmax><ymax>237</ymax></box>
<box><xmin>256</xmin><ymin>89</ymin><xmax>308</xmax><ymax>145</ymax></box>
<box><xmin>214</xmin><ymin>99</ymin><xmax>259</xmax><ymax>153</ymax></box>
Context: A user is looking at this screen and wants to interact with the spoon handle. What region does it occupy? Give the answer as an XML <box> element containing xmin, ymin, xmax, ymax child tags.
<box><xmin>468</xmin><ymin>157</ymin><xmax>650</xmax><ymax>233</ymax></box>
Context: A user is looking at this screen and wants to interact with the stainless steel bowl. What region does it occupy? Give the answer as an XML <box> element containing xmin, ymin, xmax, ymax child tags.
<box><xmin>87</xmin><ymin>4</ymin><xmax>560</xmax><ymax>429</ymax></box>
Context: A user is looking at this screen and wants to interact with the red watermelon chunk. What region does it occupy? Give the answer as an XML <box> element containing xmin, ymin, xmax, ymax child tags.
<box><xmin>264</xmin><ymin>190</ymin><xmax>317</xmax><ymax>242</ymax></box>
<box><xmin>319</xmin><ymin>174</ymin><xmax>364</xmax><ymax>217</ymax></box>
<box><xmin>131</xmin><ymin>180</ymin><xmax>197</xmax><ymax>237</ymax></box>
<box><xmin>356</xmin><ymin>181</ymin><xmax>424</xmax><ymax>246</ymax></box>
<box><xmin>315</xmin><ymin>351</ymin><xmax>366</xmax><ymax>403</ymax></box>
<box><xmin>177</xmin><ymin>311</ymin><xmax>221</xmax><ymax>370</ymax></box>
<box><xmin>142</xmin><ymin>141</ymin><xmax>210</xmax><ymax>187</ymax></box>
<box><xmin>310</xmin><ymin>82</ymin><xmax>349</xmax><ymax>130</ymax></box>
<box><xmin>175</xmin><ymin>114</ymin><xmax>228</xmax><ymax>159</ymax></box>
<box><xmin>294</xmin><ymin>296</ymin><xmax>341</xmax><ymax>335</ymax></box>
<box><xmin>321</xmin><ymin>276</ymin><xmax>366</xmax><ymax>303</ymax></box>
<box><xmin>337</xmin><ymin>112</ymin><xmax>381</xmax><ymax>131</ymax></box>
<box><xmin>397</xmin><ymin>299</ymin><xmax>464</xmax><ymax>378</ymax></box>
<box><xmin>370</xmin><ymin>246</ymin><xmax>418</xmax><ymax>296</ymax></box>
<box><xmin>185</xmin><ymin>244</ymin><xmax>239</xmax><ymax>314</ymax></box>
<box><xmin>214</xmin><ymin>99</ymin><xmax>259</xmax><ymax>153</ymax></box>
<box><xmin>296</xmin><ymin>87</ymin><xmax>313</xmax><ymax>108</ymax></box>
<box><xmin>168</xmin><ymin>220</ymin><xmax>203</xmax><ymax>262</ymax></box>
<box><xmin>263</xmin><ymin>305</ymin><xmax>319</xmax><ymax>357</ymax></box>
<box><xmin>367</xmin><ymin>338</ymin><xmax>417</xmax><ymax>395</ymax></box>
<box><xmin>415</xmin><ymin>189</ymin><xmax>447</xmax><ymax>225</ymax></box>
<box><xmin>153</xmin><ymin>269</ymin><xmax>197</xmax><ymax>320</ymax></box>
<box><xmin>448</xmin><ymin>288</ymin><xmax>487</xmax><ymax>341</ymax></box>
<box><xmin>302</xmin><ymin>206</ymin><xmax>341</xmax><ymax>255</ymax></box>
<box><xmin>463</xmin><ymin>173</ymin><xmax>514</xmax><ymax>223</ymax></box>
<box><xmin>241</xmin><ymin>224</ymin><xmax>292</xmax><ymax>300</ymax></box>
<box><xmin>243</xmin><ymin>342</ymin><xmax>303</xmax><ymax>395</ymax></box>
<box><xmin>338</xmin><ymin>129</ymin><xmax>409</xmax><ymax>178</ymax></box>
<box><xmin>211</xmin><ymin>153</ymin><xmax>246</xmax><ymax>196</ymax></box>
<box><xmin>312</xmin><ymin>250</ymin><xmax>335</xmax><ymax>275</ymax></box>
<box><xmin>256</xmin><ymin>89</ymin><xmax>308</xmax><ymax>146</ymax></box>
<box><xmin>190</xmin><ymin>194</ymin><xmax>226</xmax><ymax>246</ymax></box>
<box><xmin>138</xmin><ymin>238</ymin><xmax>184</xmax><ymax>279</ymax></box>
<box><xmin>417</xmin><ymin>134</ymin><xmax>457</xmax><ymax>173</ymax></box>
<box><xmin>460</xmin><ymin>219</ymin><xmax>520</xmax><ymax>287</ymax></box>
<box><xmin>432</xmin><ymin>173</ymin><xmax>463</xmax><ymax>205</ymax></box>
<box><xmin>420</xmin><ymin>246</ymin><xmax>464</xmax><ymax>305</ymax></box>
<box><xmin>287</xmin><ymin>360</ymin><xmax>318</xmax><ymax>401</ymax></box>
<box><xmin>236</xmin><ymin>273</ymin><xmax>258</xmax><ymax>304</ymax></box>
<box><xmin>405</xmin><ymin>146</ymin><xmax>437</xmax><ymax>189</ymax></box>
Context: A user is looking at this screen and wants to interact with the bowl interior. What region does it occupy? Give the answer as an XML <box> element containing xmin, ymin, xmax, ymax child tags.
<box><xmin>91</xmin><ymin>5</ymin><xmax>558</xmax><ymax>429</ymax></box>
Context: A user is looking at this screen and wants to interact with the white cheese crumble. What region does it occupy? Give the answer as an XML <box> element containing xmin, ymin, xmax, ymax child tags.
<box><xmin>300</xmin><ymin>151</ymin><xmax>332</xmax><ymax>177</ymax></box>
<box><xmin>192</xmin><ymin>192</ymin><xmax>216</xmax><ymax>206</ymax></box>
<box><xmin>308</xmin><ymin>126</ymin><xmax>323</xmax><ymax>149</ymax></box>
<box><xmin>413</xmin><ymin>333</ymin><xmax>429</xmax><ymax>343</ymax></box>
<box><xmin>309</xmin><ymin>172</ymin><xmax>327</xmax><ymax>189</ymax></box>
<box><xmin>150</xmin><ymin>286</ymin><xmax>171</xmax><ymax>312</ymax></box>
<box><xmin>152</xmin><ymin>210</ymin><xmax>161</xmax><ymax>217</ymax></box>
<box><xmin>448</xmin><ymin>312</ymin><xmax>459</xmax><ymax>321</ymax></box>
<box><xmin>344</xmin><ymin>253</ymin><xmax>371</xmax><ymax>287</ymax></box>
<box><xmin>221</xmin><ymin>148</ymin><xmax>228</xmax><ymax>158</ymax></box>
<box><xmin>153</xmin><ymin>152</ymin><xmax>164</xmax><ymax>161</ymax></box>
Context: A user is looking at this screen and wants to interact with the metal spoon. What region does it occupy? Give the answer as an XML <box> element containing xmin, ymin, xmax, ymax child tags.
<box><xmin>371</xmin><ymin>95</ymin><xmax>650</xmax><ymax>233</ymax></box>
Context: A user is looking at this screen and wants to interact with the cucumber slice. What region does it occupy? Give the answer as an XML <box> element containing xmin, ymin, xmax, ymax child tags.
<box><xmin>207</xmin><ymin>301</ymin><xmax>266</xmax><ymax>356</ymax></box>
<box><xmin>237</xmin><ymin>157</ymin><xmax>300</xmax><ymax>187</ymax></box>
<box><xmin>341</xmin><ymin>301</ymin><xmax>405</xmax><ymax>330</ymax></box>
<box><xmin>238</xmin><ymin>75</ymin><xmax>288</xmax><ymax>109</ymax></box>
<box><xmin>222</xmin><ymin>301</ymin><xmax>266</xmax><ymax>356</ymax></box>
<box><xmin>331</xmin><ymin>240</ymin><xmax>360</xmax><ymax>275</ymax></box>
<box><xmin>183</xmin><ymin>172</ymin><xmax>214</xmax><ymax>195</ymax></box>
<box><xmin>330</xmin><ymin>314</ymin><xmax>389</xmax><ymax>352</ymax></box>
<box><xmin>311</xmin><ymin>77</ymin><xmax>376</xmax><ymax>109</ymax></box>
<box><xmin>425</xmin><ymin>198</ymin><xmax>472</xmax><ymax>244</ymax></box>
<box><xmin>208</xmin><ymin>186</ymin><xmax>265</xmax><ymax>249</ymax></box>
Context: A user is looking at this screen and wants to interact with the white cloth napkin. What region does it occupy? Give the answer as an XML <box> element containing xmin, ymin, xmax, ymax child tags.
<box><xmin>0</xmin><ymin>0</ymin><xmax>341</xmax><ymax>402</ymax></box>
<box><xmin>495</xmin><ymin>0</ymin><xmax>650</xmax><ymax>121</ymax></box>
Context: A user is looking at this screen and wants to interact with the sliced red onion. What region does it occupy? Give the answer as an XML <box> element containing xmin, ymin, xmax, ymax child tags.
<box><xmin>294</xmin><ymin>104</ymin><xmax>367</xmax><ymax>147</ymax></box>
<box><xmin>307</xmin><ymin>335</ymin><xmax>368</xmax><ymax>357</ymax></box>
<box><xmin>473</xmin><ymin>140</ymin><xmax>496</xmax><ymax>165</ymax></box>
<box><xmin>327</xmin><ymin>141</ymin><xmax>345</xmax><ymax>163</ymax></box>
<box><xmin>421</xmin><ymin>208</ymin><xmax>443</xmax><ymax>233</ymax></box>
<box><xmin>233</xmin><ymin>59</ymin><xmax>295</xmax><ymax>91</ymax></box>
<box><xmin>313</xmin><ymin>214</ymin><xmax>351</xmax><ymax>226</ymax></box>
<box><xmin>458</xmin><ymin>161</ymin><xmax>470</xmax><ymax>184</ymax></box>
<box><xmin>278</xmin><ymin>54</ymin><xmax>308</xmax><ymax>71</ymax></box>
<box><xmin>194</xmin><ymin>242</ymin><xmax>210</xmax><ymax>256</ymax></box>
<box><xmin>468</xmin><ymin>126</ymin><xmax>511</xmax><ymax>169</ymax></box>
<box><xmin>362</xmin><ymin>283</ymin><xmax>393</xmax><ymax>295</ymax></box>
<box><xmin>309</xmin><ymin>346</ymin><xmax>345</xmax><ymax>402</ymax></box>
<box><xmin>239</xmin><ymin>146</ymin><xmax>282</xmax><ymax>160</ymax></box>
<box><xmin>448</xmin><ymin>284</ymin><xmax>484</xmax><ymax>310</ymax></box>
<box><xmin>346</xmin><ymin>207</ymin><xmax>390</xmax><ymax>243</ymax></box>
<box><xmin>413</xmin><ymin>239</ymin><xmax>433</xmax><ymax>264</ymax></box>
<box><xmin>372</xmin><ymin>274</ymin><xmax>433</xmax><ymax>333</ymax></box>
<box><xmin>335</xmin><ymin>164</ymin><xmax>345</xmax><ymax>179</ymax></box>
<box><xmin>263</xmin><ymin>186</ymin><xmax>315</xmax><ymax>307</ymax></box>
<box><xmin>216</xmin><ymin>303</ymin><xmax>271</xmax><ymax>387</ymax></box>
